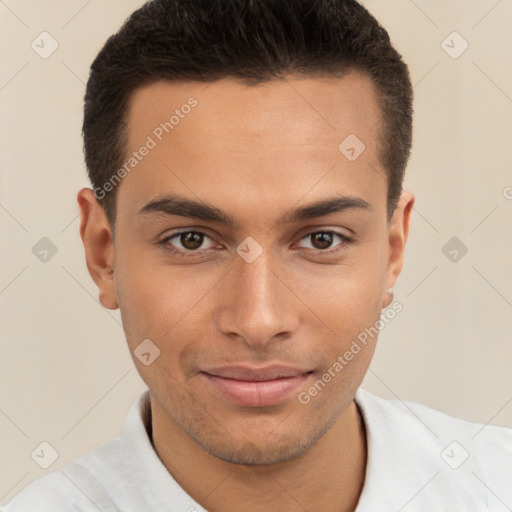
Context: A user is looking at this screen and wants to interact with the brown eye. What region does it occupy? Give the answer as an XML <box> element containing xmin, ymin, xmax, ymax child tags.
<box><xmin>180</xmin><ymin>232</ymin><xmax>204</xmax><ymax>250</ymax></box>
<box><xmin>296</xmin><ymin>230</ymin><xmax>353</xmax><ymax>254</ymax></box>
<box><xmin>310</xmin><ymin>232</ymin><xmax>334</xmax><ymax>250</ymax></box>
<box><xmin>160</xmin><ymin>230</ymin><xmax>216</xmax><ymax>257</ymax></box>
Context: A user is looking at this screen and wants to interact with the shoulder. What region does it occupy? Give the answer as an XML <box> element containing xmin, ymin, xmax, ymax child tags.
<box><xmin>1</xmin><ymin>391</ymin><xmax>153</xmax><ymax>512</ymax></box>
<box><xmin>357</xmin><ymin>387</ymin><xmax>512</xmax><ymax>438</ymax></box>
<box><xmin>0</xmin><ymin>438</ymin><xmax>123</xmax><ymax>512</ymax></box>
<box><xmin>355</xmin><ymin>388</ymin><xmax>512</xmax><ymax>510</ymax></box>
<box><xmin>357</xmin><ymin>387</ymin><xmax>512</xmax><ymax>447</ymax></box>
<box><xmin>1</xmin><ymin>471</ymin><xmax>80</xmax><ymax>512</ymax></box>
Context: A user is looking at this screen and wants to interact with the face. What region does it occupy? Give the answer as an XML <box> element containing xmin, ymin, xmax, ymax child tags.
<box><xmin>78</xmin><ymin>71</ymin><xmax>413</xmax><ymax>465</ymax></box>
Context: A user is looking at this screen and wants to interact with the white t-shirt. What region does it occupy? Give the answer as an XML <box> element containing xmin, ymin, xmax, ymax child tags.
<box><xmin>2</xmin><ymin>388</ymin><xmax>511</xmax><ymax>511</ymax></box>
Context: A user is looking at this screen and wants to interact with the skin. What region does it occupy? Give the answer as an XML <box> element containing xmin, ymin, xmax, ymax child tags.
<box><xmin>78</xmin><ymin>71</ymin><xmax>414</xmax><ymax>512</ymax></box>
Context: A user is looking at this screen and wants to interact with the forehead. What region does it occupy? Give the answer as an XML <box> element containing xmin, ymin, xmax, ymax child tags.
<box><xmin>118</xmin><ymin>72</ymin><xmax>386</xmax><ymax>222</ymax></box>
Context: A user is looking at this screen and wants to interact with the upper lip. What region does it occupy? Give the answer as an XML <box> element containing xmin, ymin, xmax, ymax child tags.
<box><xmin>202</xmin><ymin>364</ymin><xmax>313</xmax><ymax>382</ymax></box>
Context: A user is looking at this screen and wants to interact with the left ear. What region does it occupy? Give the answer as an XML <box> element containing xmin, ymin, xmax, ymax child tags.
<box><xmin>382</xmin><ymin>190</ymin><xmax>414</xmax><ymax>309</ymax></box>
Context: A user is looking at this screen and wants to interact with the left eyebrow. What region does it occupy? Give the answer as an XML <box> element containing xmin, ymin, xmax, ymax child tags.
<box><xmin>138</xmin><ymin>193</ymin><xmax>372</xmax><ymax>229</ymax></box>
<box><xmin>278</xmin><ymin>195</ymin><xmax>372</xmax><ymax>226</ymax></box>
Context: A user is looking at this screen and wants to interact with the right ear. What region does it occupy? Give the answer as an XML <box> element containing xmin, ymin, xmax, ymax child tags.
<box><xmin>76</xmin><ymin>188</ymin><xmax>118</xmax><ymax>310</ymax></box>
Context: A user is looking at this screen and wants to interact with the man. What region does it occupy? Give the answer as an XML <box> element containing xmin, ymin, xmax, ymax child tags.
<box><xmin>3</xmin><ymin>0</ymin><xmax>511</xmax><ymax>511</ymax></box>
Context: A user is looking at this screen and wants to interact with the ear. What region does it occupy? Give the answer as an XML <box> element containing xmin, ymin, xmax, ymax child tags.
<box><xmin>382</xmin><ymin>190</ymin><xmax>414</xmax><ymax>309</ymax></box>
<box><xmin>77</xmin><ymin>188</ymin><xmax>118</xmax><ymax>310</ymax></box>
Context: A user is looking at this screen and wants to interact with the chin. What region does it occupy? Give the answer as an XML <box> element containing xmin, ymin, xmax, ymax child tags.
<box><xmin>200</xmin><ymin>437</ymin><xmax>314</xmax><ymax>466</ymax></box>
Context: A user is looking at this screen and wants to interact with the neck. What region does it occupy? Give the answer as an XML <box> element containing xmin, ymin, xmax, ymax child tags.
<box><xmin>150</xmin><ymin>397</ymin><xmax>367</xmax><ymax>512</ymax></box>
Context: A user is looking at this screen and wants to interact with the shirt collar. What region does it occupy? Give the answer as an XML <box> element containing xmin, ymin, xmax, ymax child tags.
<box><xmin>120</xmin><ymin>387</ymin><xmax>481</xmax><ymax>511</ymax></box>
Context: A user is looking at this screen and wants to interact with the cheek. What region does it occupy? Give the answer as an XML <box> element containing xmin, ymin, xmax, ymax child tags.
<box><xmin>292</xmin><ymin>244</ymin><xmax>388</xmax><ymax>365</ymax></box>
<box><xmin>114</xmin><ymin>252</ymin><xmax>217</xmax><ymax>360</ymax></box>
<box><xmin>296</xmin><ymin>258</ymin><xmax>385</xmax><ymax>329</ymax></box>
<box><xmin>113</xmin><ymin>250</ymin><xmax>176</xmax><ymax>346</ymax></box>
<box><xmin>115</xmin><ymin>240</ymin><xmax>172</xmax><ymax>303</ymax></box>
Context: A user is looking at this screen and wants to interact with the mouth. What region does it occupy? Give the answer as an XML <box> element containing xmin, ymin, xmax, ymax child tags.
<box><xmin>200</xmin><ymin>365</ymin><xmax>314</xmax><ymax>407</ymax></box>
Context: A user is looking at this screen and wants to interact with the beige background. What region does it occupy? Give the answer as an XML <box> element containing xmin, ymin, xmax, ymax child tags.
<box><xmin>1</xmin><ymin>0</ymin><xmax>511</xmax><ymax>504</ymax></box>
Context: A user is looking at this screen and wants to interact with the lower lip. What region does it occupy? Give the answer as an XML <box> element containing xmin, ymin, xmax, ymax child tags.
<box><xmin>202</xmin><ymin>372</ymin><xmax>312</xmax><ymax>407</ymax></box>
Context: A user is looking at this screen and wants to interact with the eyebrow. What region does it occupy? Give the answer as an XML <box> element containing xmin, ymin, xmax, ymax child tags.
<box><xmin>138</xmin><ymin>194</ymin><xmax>372</xmax><ymax>229</ymax></box>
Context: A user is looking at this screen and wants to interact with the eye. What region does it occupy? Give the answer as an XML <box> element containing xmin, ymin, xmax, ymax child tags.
<box><xmin>296</xmin><ymin>230</ymin><xmax>353</xmax><ymax>254</ymax></box>
<box><xmin>158</xmin><ymin>229</ymin><xmax>354</xmax><ymax>259</ymax></box>
<box><xmin>159</xmin><ymin>230</ymin><xmax>216</xmax><ymax>257</ymax></box>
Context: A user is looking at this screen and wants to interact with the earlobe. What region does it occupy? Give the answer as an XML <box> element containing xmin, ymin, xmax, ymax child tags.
<box><xmin>382</xmin><ymin>190</ymin><xmax>415</xmax><ymax>309</ymax></box>
<box><xmin>382</xmin><ymin>287</ymin><xmax>394</xmax><ymax>309</ymax></box>
<box><xmin>77</xmin><ymin>188</ymin><xmax>119</xmax><ymax>310</ymax></box>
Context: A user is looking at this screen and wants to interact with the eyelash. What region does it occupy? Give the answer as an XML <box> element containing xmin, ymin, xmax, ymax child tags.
<box><xmin>158</xmin><ymin>230</ymin><xmax>354</xmax><ymax>259</ymax></box>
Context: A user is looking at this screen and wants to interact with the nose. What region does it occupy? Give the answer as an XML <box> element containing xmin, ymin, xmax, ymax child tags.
<box><xmin>216</xmin><ymin>249</ymin><xmax>299</xmax><ymax>349</ymax></box>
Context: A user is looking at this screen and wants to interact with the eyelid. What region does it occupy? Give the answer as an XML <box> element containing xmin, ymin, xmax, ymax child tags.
<box><xmin>159</xmin><ymin>227</ymin><xmax>354</xmax><ymax>257</ymax></box>
<box><xmin>159</xmin><ymin>230</ymin><xmax>218</xmax><ymax>249</ymax></box>
<box><xmin>294</xmin><ymin>230</ymin><xmax>353</xmax><ymax>251</ymax></box>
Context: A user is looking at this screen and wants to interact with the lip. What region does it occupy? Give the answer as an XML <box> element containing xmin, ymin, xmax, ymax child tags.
<box><xmin>202</xmin><ymin>364</ymin><xmax>312</xmax><ymax>381</ymax></box>
<box><xmin>201</xmin><ymin>364</ymin><xmax>313</xmax><ymax>407</ymax></box>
